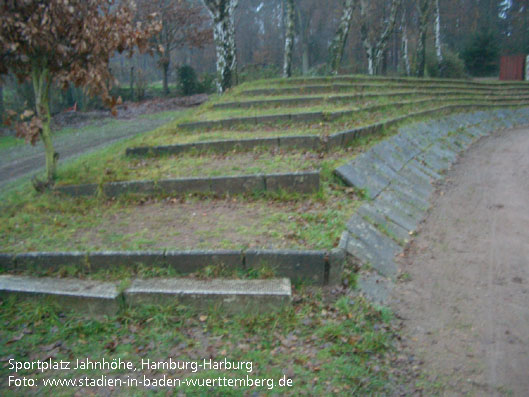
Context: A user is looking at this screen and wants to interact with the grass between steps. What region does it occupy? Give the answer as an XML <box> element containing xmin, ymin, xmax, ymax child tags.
<box><xmin>0</xmin><ymin>283</ymin><xmax>432</xmax><ymax>395</ymax></box>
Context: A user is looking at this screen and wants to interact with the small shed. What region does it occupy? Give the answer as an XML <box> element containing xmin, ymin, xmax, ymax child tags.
<box><xmin>499</xmin><ymin>55</ymin><xmax>526</xmax><ymax>81</ymax></box>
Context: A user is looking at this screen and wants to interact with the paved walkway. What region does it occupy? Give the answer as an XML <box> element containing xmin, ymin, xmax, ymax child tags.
<box><xmin>393</xmin><ymin>125</ymin><xmax>529</xmax><ymax>395</ymax></box>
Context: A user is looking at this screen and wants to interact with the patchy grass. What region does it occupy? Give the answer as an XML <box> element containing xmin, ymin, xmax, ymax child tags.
<box><xmin>0</xmin><ymin>135</ymin><xmax>24</xmax><ymax>150</ymax></box>
<box><xmin>0</xmin><ymin>286</ymin><xmax>415</xmax><ymax>395</ymax></box>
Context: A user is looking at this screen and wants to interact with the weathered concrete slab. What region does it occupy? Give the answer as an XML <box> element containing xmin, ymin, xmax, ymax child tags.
<box><xmin>346</xmin><ymin>215</ymin><xmax>400</xmax><ymax>278</ymax></box>
<box><xmin>265</xmin><ymin>172</ymin><xmax>320</xmax><ymax>194</ymax></box>
<box><xmin>0</xmin><ymin>253</ymin><xmax>15</xmax><ymax>271</ymax></box>
<box><xmin>357</xmin><ymin>273</ymin><xmax>393</xmax><ymax>305</ymax></box>
<box><xmin>372</xmin><ymin>198</ymin><xmax>419</xmax><ymax>233</ymax></box>
<box><xmin>357</xmin><ymin>204</ymin><xmax>411</xmax><ymax>245</ymax></box>
<box><xmin>88</xmin><ymin>251</ymin><xmax>166</xmax><ymax>270</ymax></box>
<box><xmin>0</xmin><ymin>275</ymin><xmax>120</xmax><ymax>316</ymax></box>
<box><xmin>157</xmin><ymin>178</ymin><xmax>211</xmax><ymax>194</ymax></box>
<box><xmin>210</xmin><ymin>175</ymin><xmax>266</xmax><ymax>195</ymax></box>
<box><xmin>328</xmin><ymin>248</ymin><xmax>345</xmax><ymax>285</ymax></box>
<box><xmin>278</xmin><ymin>135</ymin><xmax>320</xmax><ymax>150</ymax></box>
<box><xmin>245</xmin><ymin>250</ymin><xmax>326</xmax><ymax>284</ymax></box>
<box><xmin>15</xmin><ymin>252</ymin><xmax>87</xmax><ymax>272</ymax></box>
<box><xmin>377</xmin><ymin>190</ymin><xmax>426</xmax><ymax>222</ymax></box>
<box><xmin>164</xmin><ymin>250</ymin><xmax>243</xmax><ymax>274</ymax></box>
<box><xmin>124</xmin><ymin>278</ymin><xmax>291</xmax><ymax>313</ymax></box>
<box><xmin>334</xmin><ymin>162</ymin><xmax>390</xmax><ymax>199</ymax></box>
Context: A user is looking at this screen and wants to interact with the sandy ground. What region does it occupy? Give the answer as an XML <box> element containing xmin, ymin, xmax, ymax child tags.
<box><xmin>392</xmin><ymin>125</ymin><xmax>529</xmax><ymax>395</ymax></box>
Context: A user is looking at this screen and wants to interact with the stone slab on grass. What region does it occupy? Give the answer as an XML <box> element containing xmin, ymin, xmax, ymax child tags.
<box><xmin>88</xmin><ymin>251</ymin><xmax>166</xmax><ymax>271</ymax></box>
<box><xmin>124</xmin><ymin>278</ymin><xmax>291</xmax><ymax>313</ymax></box>
<box><xmin>245</xmin><ymin>250</ymin><xmax>326</xmax><ymax>284</ymax></box>
<box><xmin>334</xmin><ymin>162</ymin><xmax>390</xmax><ymax>199</ymax></box>
<box><xmin>357</xmin><ymin>273</ymin><xmax>394</xmax><ymax>305</ymax></box>
<box><xmin>357</xmin><ymin>204</ymin><xmax>411</xmax><ymax>245</ymax></box>
<box><xmin>0</xmin><ymin>275</ymin><xmax>120</xmax><ymax>316</ymax></box>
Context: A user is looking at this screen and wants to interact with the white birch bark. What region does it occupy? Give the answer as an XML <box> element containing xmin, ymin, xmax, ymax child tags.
<box><xmin>401</xmin><ymin>13</ymin><xmax>411</xmax><ymax>76</ymax></box>
<box><xmin>283</xmin><ymin>0</ymin><xmax>295</xmax><ymax>78</ymax></box>
<box><xmin>328</xmin><ymin>0</ymin><xmax>357</xmax><ymax>75</ymax></box>
<box><xmin>203</xmin><ymin>0</ymin><xmax>237</xmax><ymax>93</ymax></box>
<box><xmin>434</xmin><ymin>0</ymin><xmax>443</xmax><ymax>63</ymax></box>
<box><xmin>360</xmin><ymin>0</ymin><xmax>401</xmax><ymax>75</ymax></box>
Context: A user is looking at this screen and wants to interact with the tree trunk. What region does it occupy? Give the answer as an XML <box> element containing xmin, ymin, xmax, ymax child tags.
<box><xmin>161</xmin><ymin>58</ymin><xmax>170</xmax><ymax>96</ymax></box>
<box><xmin>0</xmin><ymin>83</ymin><xmax>3</xmax><ymax>123</ymax></box>
<box><xmin>328</xmin><ymin>0</ymin><xmax>356</xmax><ymax>75</ymax></box>
<box><xmin>360</xmin><ymin>0</ymin><xmax>400</xmax><ymax>76</ymax></box>
<box><xmin>401</xmin><ymin>14</ymin><xmax>411</xmax><ymax>76</ymax></box>
<box><xmin>283</xmin><ymin>0</ymin><xmax>295</xmax><ymax>78</ymax></box>
<box><xmin>434</xmin><ymin>0</ymin><xmax>443</xmax><ymax>63</ymax></box>
<box><xmin>203</xmin><ymin>0</ymin><xmax>238</xmax><ymax>93</ymax></box>
<box><xmin>130</xmin><ymin>66</ymin><xmax>134</xmax><ymax>101</ymax></box>
<box><xmin>32</xmin><ymin>67</ymin><xmax>56</xmax><ymax>184</ymax></box>
<box><xmin>301</xmin><ymin>42</ymin><xmax>309</xmax><ymax>75</ymax></box>
<box><xmin>416</xmin><ymin>0</ymin><xmax>433</xmax><ymax>77</ymax></box>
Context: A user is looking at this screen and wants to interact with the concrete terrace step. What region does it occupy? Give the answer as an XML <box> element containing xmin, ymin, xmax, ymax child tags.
<box><xmin>0</xmin><ymin>248</ymin><xmax>345</xmax><ymax>286</ymax></box>
<box><xmin>54</xmin><ymin>171</ymin><xmax>320</xmax><ymax>198</ymax></box>
<box><xmin>128</xmin><ymin>102</ymin><xmax>529</xmax><ymax>158</ymax></box>
<box><xmin>214</xmin><ymin>91</ymin><xmax>529</xmax><ymax>109</ymax></box>
<box><xmin>0</xmin><ymin>275</ymin><xmax>292</xmax><ymax>316</ymax></box>
<box><xmin>178</xmin><ymin>98</ymin><xmax>529</xmax><ymax>131</ymax></box>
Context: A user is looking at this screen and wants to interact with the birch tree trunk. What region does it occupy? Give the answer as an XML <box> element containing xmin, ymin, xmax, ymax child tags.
<box><xmin>401</xmin><ymin>13</ymin><xmax>411</xmax><ymax>76</ymax></box>
<box><xmin>434</xmin><ymin>0</ymin><xmax>443</xmax><ymax>63</ymax></box>
<box><xmin>416</xmin><ymin>0</ymin><xmax>433</xmax><ymax>77</ymax></box>
<box><xmin>203</xmin><ymin>0</ymin><xmax>238</xmax><ymax>93</ymax></box>
<box><xmin>283</xmin><ymin>0</ymin><xmax>295</xmax><ymax>78</ymax></box>
<box><xmin>360</xmin><ymin>0</ymin><xmax>401</xmax><ymax>75</ymax></box>
<box><xmin>328</xmin><ymin>0</ymin><xmax>357</xmax><ymax>75</ymax></box>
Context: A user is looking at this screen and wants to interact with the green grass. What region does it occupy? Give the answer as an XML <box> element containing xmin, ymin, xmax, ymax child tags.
<box><xmin>0</xmin><ymin>288</ymin><xmax>413</xmax><ymax>395</ymax></box>
<box><xmin>0</xmin><ymin>135</ymin><xmax>24</xmax><ymax>150</ymax></box>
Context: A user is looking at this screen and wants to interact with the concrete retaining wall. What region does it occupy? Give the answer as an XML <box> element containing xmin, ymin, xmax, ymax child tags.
<box><xmin>54</xmin><ymin>172</ymin><xmax>320</xmax><ymax>198</ymax></box>
<box><xmin>1</xmin><ymin>247</ymin><xmax>345</xmax><ymax>286</ymax></box>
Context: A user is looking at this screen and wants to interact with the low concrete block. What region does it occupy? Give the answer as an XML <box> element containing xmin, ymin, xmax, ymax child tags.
<box><xmin>278</xmin><ymin>135</ymin><xmax>320</xmax><ymax>150</ymax></box>
<box><xmin>245</xmin><ymin>249</ymin><xmax>326</xmax><ymax>284</ymax></box>
<box><xmin>328</xmin><ymin>248</ymin><xmax>345</xmax><ymax>285</ymax></box>
<box><xmin>265</xmin><ymin>172</ymin><xmax>320</xmax><ymax>194</ymax></box>
<box><xmin>0</xmin><ymin>275</ymin><xmax>120</xmax><ymax>316</ymax></box>
<box><xmin>210</xmin><ymin>175</ymin><xmax>265</xmax><ymax>195</ymax></box>
<box><xmin>55</xmin><ymin>183</ymin><xmax>98</xmax><ymax>196</ymax></box>
<box><xmin>103</xmin><ymin>180</ymin><xmax>156</xmax><ymax>197</ymax></box>
<box><xmin>15</xmin><ymin>251</ymin><xmax>87</xmax><ymax>272</ymax></box>
<box><xmin>0</xmin><ymin>253</ymin><xmax>15</xmax><ymax>271</ymax></box>
<box><xmin>289</xmin><ymin>111</ymin><xmax>323</xmax><ymax>122</ymax></box>
<box><xmin>88</xmin><ymin>251</ymin><xmax>165</xmax><ymax>271</ymax></box>
<box><xmin>124</xmin><ymin>278</ymin><xmax>291</xmax><ymax>313</ymax></box>
<box><xmin>164</xmin><ymin>250</ymin><xmax>243</xmax><ymax>274</ymax></box>
<box><xmin>157</xmin><ymin>177</ymin><xmax>211</xmax><ymax>194</ymax></box>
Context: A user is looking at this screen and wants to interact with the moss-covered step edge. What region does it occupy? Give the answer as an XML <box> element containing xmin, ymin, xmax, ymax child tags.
<box><xmin>0</xmin><ymin>275</ymin><xmax>292</xmax><ymax>316</ymax></box>
<box><xmin>239</xmin><ymin>82</ymin><xmax>529</xmax><ymax>97</ymax></box>
<box><xmin>0</xmin><ymin>246</ymin><xmax>346</xmax><ymax>286</ymax></box>
<box><xmin>214</xmin><ymin>91</ymin><xmax>529</xmax><ymax>109</ymax></box>
<box><xmin>127</xmin><ymin>102</ymin><xmax>529</xmax><ymax>157</ymax></box>
<box><xmin>178</xmin><ymin>97</ymin><xmax>529</xmax><ymax>130</ymax></box>
<box><xmin>53</xmin><ymin>171</ymin><xmax>320</xmax><ymax>197</ymax></box>
<box><xmin>258</xmin><ymin>75</ymin><xmax>529</xmax><ymax>89</ymax></box>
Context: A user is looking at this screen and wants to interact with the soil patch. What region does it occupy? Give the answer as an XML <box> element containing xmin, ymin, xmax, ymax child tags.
<box><xmin>392</xmin><ymin>125</ymin><xmax>529</xmax><ymax>395</ymax></box>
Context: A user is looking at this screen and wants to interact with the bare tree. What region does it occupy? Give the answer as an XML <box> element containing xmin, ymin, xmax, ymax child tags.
<box><xmin>359</xmin><ymin>0</ymin><xmax>401</xmax><ymax>75</ymax></box>
<box><xmin>283</xmin><ymin>0</ymin><xmax>295</xmax><ymax>77</ymax></box>
<box><xmin>328</xmin><ymin>0</ymin><xmax>357</xmax><ymax>74</ymax></box>
<box><xmin>138</xmin><ymin>0</ymin><xmax>210</xmax><ymax>96</ymax></box>
<box><xmin>202</xmin><ymin>0</ymin><xmax>239</xmax><ymax>93</ymax></box>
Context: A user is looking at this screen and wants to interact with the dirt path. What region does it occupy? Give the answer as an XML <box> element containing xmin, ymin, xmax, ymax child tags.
<box><xmin>392</xmin><ymin>125</ymin><xmax>529</xmax><ymax>396</ymax></box>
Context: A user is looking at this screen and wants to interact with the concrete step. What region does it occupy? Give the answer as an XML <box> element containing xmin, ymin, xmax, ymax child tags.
<box><xmin>0</xmin><ymin>275</ymin><xmax>292</xmax><ymax>316</ymax></box>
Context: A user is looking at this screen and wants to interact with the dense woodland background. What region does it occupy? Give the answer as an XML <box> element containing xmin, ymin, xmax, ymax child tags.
<box><xmin>1</xmin><ymin>0</ymin><xmax>528</xmax><ymax>117</ymax></box>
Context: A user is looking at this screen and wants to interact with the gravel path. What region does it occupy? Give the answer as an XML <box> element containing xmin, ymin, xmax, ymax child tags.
<box><xmin>393</xmin><ymin>125</ymin><xmax>529</xmax><ymax>395</ymax></box>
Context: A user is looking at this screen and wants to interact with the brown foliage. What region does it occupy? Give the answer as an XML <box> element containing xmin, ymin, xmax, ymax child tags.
<box><xmin>0</xmin><ymin>0</ymin><xmax>161</xmax><ymax>141</ymax></box>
